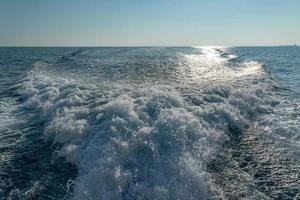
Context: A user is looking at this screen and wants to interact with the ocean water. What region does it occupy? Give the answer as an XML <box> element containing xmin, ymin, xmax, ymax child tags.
<box><xmin>0</xmin><ymin>47</ymin><xmax>299</xmax><ymax>200</ymax></box>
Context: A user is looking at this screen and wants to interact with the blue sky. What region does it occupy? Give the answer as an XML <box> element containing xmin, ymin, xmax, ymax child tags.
<box><xmin>0</xmin><ymin>0</ymin><xmax>299</xmax><ymax>46</ymax></box>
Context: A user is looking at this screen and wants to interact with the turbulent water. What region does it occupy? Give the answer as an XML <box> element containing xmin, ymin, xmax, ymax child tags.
<box><xmin>0</xmin><ymin>47</ymin><xmax>299</xmax><ymax>200</ymax></box>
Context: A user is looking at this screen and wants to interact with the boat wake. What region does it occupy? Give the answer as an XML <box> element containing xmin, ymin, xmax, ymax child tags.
<box><xmin>1</xmin><ymin>47</ymin><xmax>298</xmax><ymax>200</ymax></box>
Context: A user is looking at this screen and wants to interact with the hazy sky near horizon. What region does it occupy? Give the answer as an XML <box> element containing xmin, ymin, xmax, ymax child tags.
<box><xmin>0</xmin><ymin>0</ymin><xmax>299</xmax><ymax>46</ymax></box>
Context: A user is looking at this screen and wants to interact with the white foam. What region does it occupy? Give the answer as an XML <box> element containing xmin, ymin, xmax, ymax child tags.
<box><xmin>16</xmin><ymin>48</ymin><xmax>276</xmax><ymax>199</ymax></box>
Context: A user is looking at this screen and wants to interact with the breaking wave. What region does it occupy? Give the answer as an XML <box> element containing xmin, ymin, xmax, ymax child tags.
<box><xmin>9</xmin><ymin>47</ymin><xmax>281</xmax><ymax>199</ymax></box>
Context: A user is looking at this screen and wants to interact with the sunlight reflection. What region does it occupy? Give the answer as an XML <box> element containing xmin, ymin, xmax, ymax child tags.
<box><xmin>180</xmin><ymin>47</ymin><xmax>262</xmax><ymax>85</ymax></box>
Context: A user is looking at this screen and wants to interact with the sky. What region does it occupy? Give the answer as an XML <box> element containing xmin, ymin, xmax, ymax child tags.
<box><xmin>0</xmin><ymin>0</ymin><xmax>299</xmax><ymax>46</ymax></box>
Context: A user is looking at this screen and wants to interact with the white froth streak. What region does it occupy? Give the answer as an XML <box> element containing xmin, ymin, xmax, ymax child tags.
<box><xmin>16</xmin><ymin>49</ymin><xmax>273</xmax><ymax>199</ymax></box>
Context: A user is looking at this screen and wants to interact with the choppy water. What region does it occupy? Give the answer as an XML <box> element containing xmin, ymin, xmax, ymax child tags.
<box><xmin>0</xmin><ymin>47</ymin><xmax>299</xmax><ymax>200</ymax></box>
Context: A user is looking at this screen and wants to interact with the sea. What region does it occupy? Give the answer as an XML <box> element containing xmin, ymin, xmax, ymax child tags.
<box><xmin>0</xmin><ymin>46</ymin><xmax>299</xmax><ymax>200</ymax></box>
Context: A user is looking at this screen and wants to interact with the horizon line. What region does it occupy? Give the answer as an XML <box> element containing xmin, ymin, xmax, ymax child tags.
<box><xmin>0</xmin><ymin>44</ymin><xmax>298</xmax><ymax>48</ymax></box>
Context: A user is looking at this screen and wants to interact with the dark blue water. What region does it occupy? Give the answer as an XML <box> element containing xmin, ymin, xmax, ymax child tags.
<box><xmin>0</xmin><ymin>47</ymin><xmax>299</xmax><ymax>200</ymax></box>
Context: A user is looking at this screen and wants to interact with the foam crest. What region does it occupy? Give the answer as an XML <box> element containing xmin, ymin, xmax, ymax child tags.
<box><xmin>14</xmin><ymin>47</ymin><xmax>277</xmax><ymax>199</ymax></box>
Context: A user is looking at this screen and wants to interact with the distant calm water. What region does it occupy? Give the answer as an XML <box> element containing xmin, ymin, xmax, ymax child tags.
<box><xmin>0</xmin><ymin>47</ymin><xmax>299</xmax><ymax>200</ymax></box>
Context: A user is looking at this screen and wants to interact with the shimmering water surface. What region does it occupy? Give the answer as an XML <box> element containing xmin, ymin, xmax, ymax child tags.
<box><xmin>0</xmin><ymin>47</ymin><xmax>299</xmax><ymax>200</ymax></box>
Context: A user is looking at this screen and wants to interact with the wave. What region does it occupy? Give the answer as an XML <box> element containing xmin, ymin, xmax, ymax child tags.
<box><xmin>12</xmin><ymin>49</ymin><xmax>275</xmax><ymax>199</ymax></box>
<box><xmin>8</xmin><ymin>47</ymin><xmax>280</xmax><ymax>199</ymax></box>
